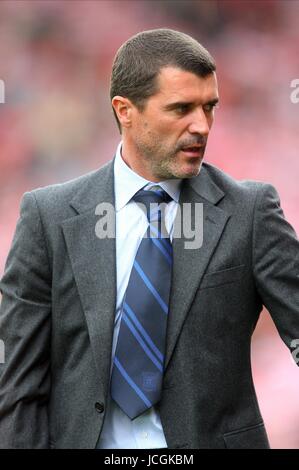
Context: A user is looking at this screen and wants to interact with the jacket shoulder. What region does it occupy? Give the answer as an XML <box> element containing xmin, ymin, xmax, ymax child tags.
<box><xmin>26</xmin><ymin>159</ymin><xmax>113</xmax><ymax>212</ymax></box>
<box><xmin>32</xmin><ymin>160</ymin><xmax>112</xmax><ymax>200</ymax></box>
<box><xmin>202</xmin><ymin>162</ymin><xmax>277</xmax><ymax>197</ymax></box>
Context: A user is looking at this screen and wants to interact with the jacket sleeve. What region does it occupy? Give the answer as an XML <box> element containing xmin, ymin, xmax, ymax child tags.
<box><xmin>0</xmin><ymin>192</ymin><xmax>52</xmax><ymax>448</ymax></box>
<box><xmin>253</xmin><ymin>183</ymin><xmax>299</xmax><ymax>358</ymax></box>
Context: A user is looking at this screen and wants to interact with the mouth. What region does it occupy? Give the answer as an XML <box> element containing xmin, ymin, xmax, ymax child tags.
<box><xmin>180</xmin><ymin>146</ymin><xmax>204</xmax><ymax>157</ymax></box>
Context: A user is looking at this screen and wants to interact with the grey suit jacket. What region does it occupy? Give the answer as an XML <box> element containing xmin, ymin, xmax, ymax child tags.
<box><xmin>0</xmin><ymin>160</ymin><xmax>298</xmax><ymax>449</ymax></box>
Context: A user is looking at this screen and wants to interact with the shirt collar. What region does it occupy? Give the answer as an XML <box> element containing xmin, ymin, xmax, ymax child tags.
<box><xmin>114</xmin><ymin>142</ymin><xmax>181</xmax><ymax>211</ymax></box>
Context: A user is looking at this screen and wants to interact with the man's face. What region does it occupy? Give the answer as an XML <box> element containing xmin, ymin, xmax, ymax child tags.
<box><xmin>128</xmin><ymin>66</ymin><xmax>219</xmax><ymax>181</ymax></box>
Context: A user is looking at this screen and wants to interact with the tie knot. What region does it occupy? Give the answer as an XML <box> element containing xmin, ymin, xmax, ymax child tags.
<box><xmin>133</xmin><ymin>187</ymin><xmax>172</xmax><ymax>223</ymax></box>
<box><xmin>133</xmin><ymin>187</ymin><xmax>172</xmax><ymax>205</ymax></box>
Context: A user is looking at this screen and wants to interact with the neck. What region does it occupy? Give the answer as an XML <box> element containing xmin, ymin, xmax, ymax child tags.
<box><xmin>121</xmin><ymin>140</ymin><xmax>160</xmax><ymax>183</ymax></box>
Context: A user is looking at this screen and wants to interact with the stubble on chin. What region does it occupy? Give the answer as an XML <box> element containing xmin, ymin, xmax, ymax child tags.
<box><xmin>153</xmin><ymin>155</ymin><xmax>203</xmax><ymax>180</ymax></box>
<box><xmin>136</xmin><ymin>140</ymin><xmax>204</xmax><ymax>180</ymax></box>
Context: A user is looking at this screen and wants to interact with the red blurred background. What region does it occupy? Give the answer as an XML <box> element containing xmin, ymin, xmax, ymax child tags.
<box><xmin>0</xmin><ymin>0</ymin><xmax>299</xmax><ymax>448</ymax></box>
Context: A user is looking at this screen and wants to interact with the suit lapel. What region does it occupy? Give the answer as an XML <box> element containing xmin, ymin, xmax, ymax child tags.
<box><xmin>61</xmin><ymin>160</ymin><xmax>116</xmax><ymax>396</ymax></box>
<box><xmin>165</xmin><ymin>166</ymin><xmax>231</xmax><ymax>370</ymax></box>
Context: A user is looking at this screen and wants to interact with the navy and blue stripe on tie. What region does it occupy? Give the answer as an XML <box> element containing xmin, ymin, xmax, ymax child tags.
<box><xmin>110</xmin><ymin>187</ymin><xmax>173</xmax><ymax>419</ymax></box>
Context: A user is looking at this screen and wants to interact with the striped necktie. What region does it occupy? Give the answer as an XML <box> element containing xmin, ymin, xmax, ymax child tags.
<box><xmin>110</xmin><ymin>187</ymin><xmax>173</xmax><ymax>419</ymax></box>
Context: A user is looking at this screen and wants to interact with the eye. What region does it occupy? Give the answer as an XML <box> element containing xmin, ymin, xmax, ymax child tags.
<box><xmin>203</xmin><ymin>103</ymin><xmax>218</xmax><ymax>113</ymax></box>
<box><xmin>175</xmin><ymin>104</ymin><xmax>191</xmax><ymax>114</ymax></box>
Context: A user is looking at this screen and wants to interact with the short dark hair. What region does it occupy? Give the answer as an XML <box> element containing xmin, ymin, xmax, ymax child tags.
<box><xmin>110</xmin><ymin>28</ymin><xmax>216</xmax><ymax>132</ymax></box>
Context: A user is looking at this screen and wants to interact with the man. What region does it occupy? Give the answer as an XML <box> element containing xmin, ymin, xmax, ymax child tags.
<box><xmin>0</xmin><ymin>28</ymin><xmax>298</xmax><ymax>449</ymax></box>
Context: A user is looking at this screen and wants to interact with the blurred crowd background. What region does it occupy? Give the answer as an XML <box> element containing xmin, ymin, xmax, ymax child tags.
<box><xmin>0</xmin><ymin>0</ymin><xmax>299</xmax><ymax>448</ymax></box>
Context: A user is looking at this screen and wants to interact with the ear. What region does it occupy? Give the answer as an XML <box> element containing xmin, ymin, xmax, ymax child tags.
<box><xmin>111</xmin><ymin>96</ymin><xmax>134</xmax><ymax>129</ymax></box>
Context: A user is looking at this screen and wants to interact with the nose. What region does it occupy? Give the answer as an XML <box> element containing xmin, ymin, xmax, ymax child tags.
<box><xmin>187</xmin><ymin>107</ymin><xmax>210</xmax><ymax>137</ymax></box>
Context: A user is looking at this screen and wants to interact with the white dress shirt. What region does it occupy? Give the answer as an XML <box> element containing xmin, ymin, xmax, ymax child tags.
<box><xmin>97</xmin><ymin>142</ymin><xmax>181</xmax><ymax>449</ymax></box>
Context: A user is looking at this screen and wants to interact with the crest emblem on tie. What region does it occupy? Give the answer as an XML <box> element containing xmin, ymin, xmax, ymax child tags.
<box><xmin>142</xmin><ymin>372</ymin><xmax>160</xmax><ymax>392</ymax></box>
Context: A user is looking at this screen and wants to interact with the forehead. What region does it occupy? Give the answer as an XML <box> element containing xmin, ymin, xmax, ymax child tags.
<box><xmin>154</xmin><ymin>66</ymin><xmax>218</xmax><ymax>102</ymax></box>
